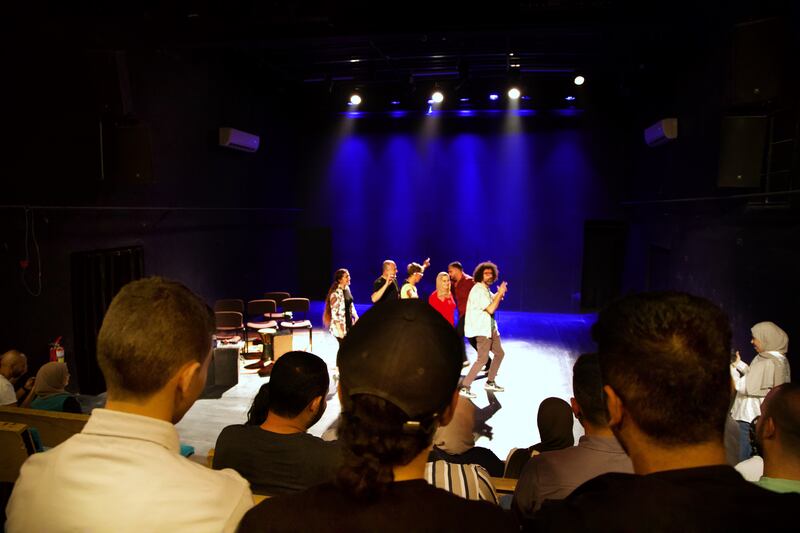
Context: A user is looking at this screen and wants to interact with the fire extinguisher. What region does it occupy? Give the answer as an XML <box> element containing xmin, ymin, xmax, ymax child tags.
<box><xmin>49</xmin><ymin>337</ymin><xmax>65</xmax><ymax>363</ymax></box>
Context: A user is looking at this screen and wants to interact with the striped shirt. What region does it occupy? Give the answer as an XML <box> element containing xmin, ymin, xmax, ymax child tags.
<box><xmin>425</xmin><ymin>460</ymin><xmax>499</xmax><ymax>504</ymax></box>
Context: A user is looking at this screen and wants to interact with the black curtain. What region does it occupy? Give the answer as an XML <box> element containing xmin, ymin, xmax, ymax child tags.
<box><xmin>71</xmin><ymin>246</ymin><xmax>144</xmax><ymax>394</ymax></box>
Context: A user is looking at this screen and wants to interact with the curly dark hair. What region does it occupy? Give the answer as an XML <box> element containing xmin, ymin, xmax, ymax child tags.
<box><xmin>592</xmin><ymin>291</ymin><xmax>731</xmax><ymax>445</ymax></box>
<box><xmin>336</xmin><ymin>393</ymin><xmax>438</xmax><ymax>501</ymax></box>
<box><xmin>472</xmin><ymin>261</ymin><xmax>498</xmax><ymax>284</ymax></box>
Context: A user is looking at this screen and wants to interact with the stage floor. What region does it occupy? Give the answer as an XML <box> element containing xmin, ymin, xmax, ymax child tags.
<box><xmin>176</xmin><ymin>304</ymin><xmax>598</xmax><ymax>464</ymax></box>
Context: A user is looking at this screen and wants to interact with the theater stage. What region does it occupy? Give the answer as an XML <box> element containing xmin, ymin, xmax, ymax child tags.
<box><xmin>176</xmin><ymin>303</ymin><xmax>597</xmax><ymax>465</ymax></box>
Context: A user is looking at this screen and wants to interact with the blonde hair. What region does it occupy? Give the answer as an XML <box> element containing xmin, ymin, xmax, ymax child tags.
<box><xmin>435</xmin><ymin>272</ymin><xmax>451</xmax><ymax>299</ymax></box>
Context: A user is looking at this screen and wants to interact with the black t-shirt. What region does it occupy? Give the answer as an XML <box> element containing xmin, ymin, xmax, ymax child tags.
<box><xmin>372</xmin><ymin>276</ymin><xmax>399</xmax><ymax>303</ymax></box>
<box><xmin>527</xmin><ymin>465</ymin><xmax>800</xmax><ymax>532</ymax></box>
<box><xmin>237</xmin><ymin>479</ymin><xmax>518</xmax><ymax>533</ymax></box>
<box><xmin>213</xmin><ymin>425</ymin><xmax>341</xmax><ymax>496</ymax></box>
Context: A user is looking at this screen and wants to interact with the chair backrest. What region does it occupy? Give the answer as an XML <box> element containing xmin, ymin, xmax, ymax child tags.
<box><xmin>215</xmin><ymin>311</ymin><xmax>243</xmax><ymax>329</ymax></box>
<box><xmin>282</xmin><ymin>297</ymin><xmax>310</xmax><ymax>314</ymax></box>
<box><xmin>0</xmin><ymin>421</ymin><xmax>35</xmax><ymax>482</ymax></box>
<box><xmin>247</xmin><ymin>299</ymin><xmax>277</xmax><ymax>317</ymax></box>
<box><xmin>0</xmin><ymin>406</ymin><xmax>89</xmax><ymax>448</ymax></box>
<box><xmin>263</xmin><ymin>292</ymin><xmax>290</xmax><ymax>307</ymax></box>
<box><xmin>214</xmin><ymin>299</ymin><xmax>244</xmax><ymax>313</ymax></box>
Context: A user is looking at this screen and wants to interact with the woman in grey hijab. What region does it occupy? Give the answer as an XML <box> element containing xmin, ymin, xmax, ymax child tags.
<box><xmin>731</xmin><ymin>321</ymin><xmax>791</xmax><ymax>461</ymax></box>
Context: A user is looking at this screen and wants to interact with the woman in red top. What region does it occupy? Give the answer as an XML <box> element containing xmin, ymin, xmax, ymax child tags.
<box><xmin>428</xmin><ymin>272</ymin><xmax>457</xmax><ymax>327</ymax></box>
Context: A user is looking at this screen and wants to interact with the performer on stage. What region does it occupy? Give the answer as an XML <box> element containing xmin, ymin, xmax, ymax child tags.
<box><xmin>449</xmin><ymin>261</ymin><xmax>487</xmax><ymax>367</ymax></box>
<box><xmin>401</xmin><ymin>263</ymin><xmax>424</xmax><ymax>299</ymax></box>
<box><xmin>323</xmin><ymin>269</ymin><xmax>359</xmax><ymax>344</ymax></box>
<box><xmin>460</xmin><ymin>261</ymin><xmax>507</xmax><ymax>398</ymax></box>
<box><xmin>371</xmin><ymin>257</ymin><xmax>429</xmax><ymax>304</ymax></box>
<box><xmin>428</xmin><ymin>272</ymin><xmax>456</xmax><ymax>326</ymax></box>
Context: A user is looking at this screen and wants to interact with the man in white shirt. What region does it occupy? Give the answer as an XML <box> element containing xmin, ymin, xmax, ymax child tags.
<box><xmin>7</xmin><ymin>277</ymin><xmax>254</xmax><ymax>533</ymax></box>
<box><xmin>0</xmin><ymin>349</ymin><xmax>34</xmax><ymax>406</ymax></box>
<box><xmin>460</xmin><ymin>261</ymin><xmax>508</xmax><ymax>398</ymax></box>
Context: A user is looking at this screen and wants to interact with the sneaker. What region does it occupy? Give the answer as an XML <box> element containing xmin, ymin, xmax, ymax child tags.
<box><xmin>459</xmin><ymin>386</ymin><xmax>476</xmax><ymax>398</ymax></box>
<box><xmin>484</xmin><ymin>381</ymin><xmax>505</xmax><ymax>392</ymax></box>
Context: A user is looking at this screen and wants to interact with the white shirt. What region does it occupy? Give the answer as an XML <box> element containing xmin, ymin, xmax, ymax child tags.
<box><xmin>0</xmin><ymin>374</ymin><xmax>17</xmax><ymax>405</ymax></box>
<box><xmin>6</xmin><ymin>408</ymin><xmax>253</xmax><ymax>533</ymax></box>
<box><xmin>464</xmin><ymin>283</ymin><xmax>498</xmax><ymax>338</ymax></box>
<box><xmin>735</xmin><ymin>455</ymin><xmax>764</xmax><ymax>482</ymax></box>
<box><xmin>730</xmin><ymin>353</ymin><xmax>790</xmax><ymax>422</ymax></box>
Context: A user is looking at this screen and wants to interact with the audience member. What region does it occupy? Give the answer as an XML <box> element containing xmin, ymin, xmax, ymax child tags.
<box><xmin>22</xmin><ymin>362</ymin><xmax>81</xmax><ymax>413</ymax></box>
<box><xmin>425</xmin><ymin>460</ymin><xmax>499</xmax><ymax>504</ymax></box>
<box><xmin>6</xmin><ymin>277</ymin><xmax>253</xmax><ymax>532</ymax></box>
<box><xmin>528</xmin><ymin>292</ymin><xmax>800</xmax><ymax>531</ymax></box>
<box><xmin>731</xmin><ymin>321</ymin><xmax>791</xmax><ymax>461</ymax></box>
<box><xmin>213</xmin><ymin>351</ymin><xmax>341</xmax><ymax>495</ymax></box>
<box><xmin>429</xmin><ymin>271</ymin><xmax>457</xmax><ymax>326</ymax></box>
<box><xmin>0</xmin><ymin>350</ymin><xmax>34</xmax><ymax>406</ymax></box>
<box><xmin>429</xmin><ymin>395</ymin><xmax>505</xmax><ymax>477</ymax></box>
<box><xmin>513</xmin><ymin>354</ymin><xmax>633</xmax><ymax>517</ymax></box>
<box><xmin>505</xmin><ymin>397</ymin><xmax>574</xmax><ymax>479</ymax></box>
<box><xmin>753</xmin><ymin>383</ymin><xmax>800</xmax><ymax>494</ymax></box>
<box><xmin>238</xmin><ymin>299</ymin><xmax>517</xmax><ymax>532</ymax></box>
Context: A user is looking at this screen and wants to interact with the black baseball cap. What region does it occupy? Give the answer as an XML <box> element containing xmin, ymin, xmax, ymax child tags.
<box><xmin>337</xmin><ymin>299</ymin><xmax>465</xmax><ymax>422</ymax></box>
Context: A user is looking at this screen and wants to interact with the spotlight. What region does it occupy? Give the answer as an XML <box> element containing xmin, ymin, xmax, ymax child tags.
<box><xmin>431</xmin><ymin>91</ymin><xmax>444</xmax><ymax>103</ymax></box>
<box><xmin>349</xmin><ymin>94</ymin><xmax>362</xmax><ymax>105</ymax></box>
<box><xmin>565</xmin><ymin>95</ymin><xmax>576</xmax><ymax>101</ymax></box>
<box><xmin>390</xmin><ymin>100</ymin><xmax>401</xmax><ymax>105</ymax></box>
<box><xmin>460</xmin><ymin>97</ymin><xmax>470</xmax><ymax>102</ymax></box>
<box><xmin>508</xmin><ymin>88</ymin><xmax>521</xmax><ymax>100</ymax></box>
<box><xmin>574</xmin><ymin>75</ymin><xmax>585</xmax><ymax>86</ymax></box>
<box><xmin>489</xmin><ymin>94</ymin><xmax>499</xmax><ymax>101</ymax></box>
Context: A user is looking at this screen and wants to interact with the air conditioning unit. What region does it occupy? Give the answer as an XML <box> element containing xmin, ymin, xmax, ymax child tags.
<box><xmin>644</xmin><ymin>118</ymin><xmax>678</xmax><ymax>147</ymax></box>
<box><xmin>219</xmin><ymin>127</ymin><xmax>260</xmax><ymax>152</ymax></box>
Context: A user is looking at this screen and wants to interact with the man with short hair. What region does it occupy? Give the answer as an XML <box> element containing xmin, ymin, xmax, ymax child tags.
<box><xmin>213</xmin><ymin>351</ymin><xmax>341</xmax><ymax>495</ymax></box>
<box><xmin>513</xmin><ymin>353</ymin><xmax>633</xmax><ymax>517</ymax></box>
<box><xmin>7</xmin><ymin>277</ymin><xmax>253</xmax><ymax>533</ymax></box>
<box><xmin>448</xmin><ymin>261</ymin><xmax>475</xmax><ymax>337</ymax></box>
<box><xmin>529</xmin><ymin>292</ymin><xmax>800</xmax><ymax>531</ymax></box>
<box><xmin>0</xmin><ymin>349</ymin><xmax>34</xmax><ymax>406</ymax></box>
<box><xmin>460</xmin><ymin>261</ymin><xmax>507</xmax><ymax>397</ymax></box>
<box><xmin>372</xmin><ymin>257</ymin><xmax>430</xmax><ymax>304</ymax></box>
<box><xmin>754</xmin><ymin>383</ymin><xmax>800</xmax><ymax>493</ymax></box>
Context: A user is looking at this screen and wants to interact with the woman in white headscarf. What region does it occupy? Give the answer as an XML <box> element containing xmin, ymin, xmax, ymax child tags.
<box><xmin>731</xmin><ymin>321</ymin><xmax>791</xmax><ymax>461</ymax></box>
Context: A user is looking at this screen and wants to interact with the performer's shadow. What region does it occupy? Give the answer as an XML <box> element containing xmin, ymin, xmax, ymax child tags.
<box><xmin>473</xmin><ymin>391</ymin><xmax>502</xmax><ymax>441</ymax></box>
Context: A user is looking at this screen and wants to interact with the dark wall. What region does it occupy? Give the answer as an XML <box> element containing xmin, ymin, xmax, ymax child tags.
<box><xmin>2</xmin><ymin>43</ymin><xmax>309</xmax><ymax>388</ymax></box>
<box><xmin>620</xmin><ymin>12</ymin><xmax>800</xmax><ymax>365</ymax></box>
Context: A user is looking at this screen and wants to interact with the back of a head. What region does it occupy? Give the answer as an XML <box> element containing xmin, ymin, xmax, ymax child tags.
<box><xmin>336</xmin><ymin>299</ymin><xmax>464</xmax><ymax>499</ymax></box>
<box><xmin>97</xmin><ymin>277</ymin><xmax>215</xmax><ymax>399</ymax></box>
<box><xmin>0</xmin><ymin>350</ymin><xmax>26</xmax><ymax>376</ymax></box>
<box><xmin>268</xmin><ymin>351</ymin><xmax>329</xmax><ymax>418</ymax></box>
<box><xmin>764</xmin><ymin>383</ymin><xmax>800</xmax><ymax>454</ymax></box>
<box><xmin>573</xmin><ymin>353</ymin><xmax>608</xmax><ymax>427</ymax></box>
<box><xmin>592</xmin><ymin>291</ymin><xmax>731</xmax><ymax>446</ymax></box>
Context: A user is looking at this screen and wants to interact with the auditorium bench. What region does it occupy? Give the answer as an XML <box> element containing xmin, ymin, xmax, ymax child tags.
<box><xmin>0</xmin><ymin>406</ymin><xmax>89</xmax><ymax>448</ymax></box>
<box><xmin>0</xmin><ymin>422</ymin><xmax>36</xmax><ymax>482</ymax></box>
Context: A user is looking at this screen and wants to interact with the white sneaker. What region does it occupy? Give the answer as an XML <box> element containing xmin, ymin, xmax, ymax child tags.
<box><xmin>459</xmin><ymin>387</ymin><xmax>476</xmax><ymax>398</ymax></box>
<box><xmin>484</xmin><ymin>381</ymin><xmax>505</xmax><ymax>392</ymax></box>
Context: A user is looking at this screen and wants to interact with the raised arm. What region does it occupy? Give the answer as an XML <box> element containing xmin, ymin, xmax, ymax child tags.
<box><xmin>484</xmin><ymin>281</ymin><xmax>508</xmax><ymax>316</ymax></box>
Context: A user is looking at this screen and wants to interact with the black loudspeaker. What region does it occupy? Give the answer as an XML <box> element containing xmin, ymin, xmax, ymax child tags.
<box><xmin>100</xmin><ymin>120</ymin><xmax>155</xmax><ymax>184</ymax></box>
<box><xmin>718</xmin><ymin>115</ymin><xmax>767</xmax><ymax>188</ymax></box>
<box><xmin>297</xmin><ymin>227</ymin><xmax>333</xmax><ymax>299</ymax></box>
<box><xmin>580</xmin><ymin>221</ymin><xmax>627</xmax><ymax>311</ymax></box>
<box><xmin>728</xmin><ymin>18</ymin><xmax>788</xmax><ymax>106</ymax></box>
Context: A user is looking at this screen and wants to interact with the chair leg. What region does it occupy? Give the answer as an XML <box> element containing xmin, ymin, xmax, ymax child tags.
<box><xmin>309</xmin><ymin>328</ymin><xmax>313</xmax><ymax>351</ymax></box>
